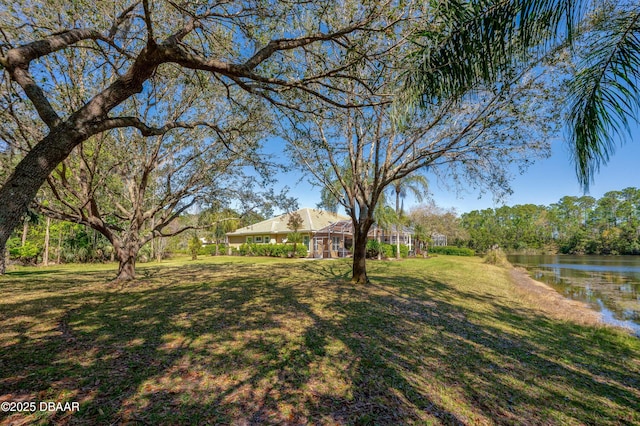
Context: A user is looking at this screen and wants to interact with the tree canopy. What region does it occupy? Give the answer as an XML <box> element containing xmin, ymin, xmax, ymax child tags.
<box><xmin>0</xmin><ymin>0</ymin><xmax>403</xmax><ymax>273</ymax></box>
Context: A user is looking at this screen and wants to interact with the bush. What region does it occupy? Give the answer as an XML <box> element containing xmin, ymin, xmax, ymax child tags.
<box><xmin>366</xmin><ymin>241</ymin><xmax>411</xmax><ymax>259</ymax></box>
<box><xmin>391</xmin><ymin>244</ymin><xmax>410</xmax><ymax>258</ymax></box>
<box><xmin>483</xmin><ymin>247</ymin><xmax>511</xmax><ymax>267</ymax></box>
<box><xmin>238</xmin><ymin>243</ymin><xmax>307</xmax><ymax>258</ymax></box>
<box><xmin>429</xmin><ymin>246</ymin><xmax>475</xmax><ymax>256</ymax></box>
<box><xmin>7</xmin><ymin>238</ymin><xmax>41</xmax><ymax>264</ymax></box>
<box><xmin>366</xmin><ymin>241</ymin><xmax>396</xmax><ymax>259</ymax></box>
<box><xmin>381</xmin><ymin>243</ymin><xmax>394</xmax><ymax>259</ymax></box>
<box><xmin>200</xmin><ymin>244</ymin><xmax>226</xmax><ymax>256</ymax></box>
<box><xmin>366</xmin><ymin>240</ymin><xmax>381</xmax><ymax>258</ymax></box>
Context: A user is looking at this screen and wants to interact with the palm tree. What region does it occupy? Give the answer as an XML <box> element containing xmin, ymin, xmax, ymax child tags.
<box><xmin>412</xmin><ymin>223</ymin><xmax>430</xmax><ymax>257</ymax></box>
<box><xmin>402</xmin><ymin>0</ymin><xmax>584</xmax><ymax>110</ymax></box>
<box><xmin>403</xmin><ymin>1</ymin><xmax>639</xmax><ymax>191</ymax></box>
<box><xmin>568</xmin><ymin>3</ymin><xmax>640</xmax><ymax>189</ymax></box>
<box><xmin>389</xmin><ymin>175</ymin><xmax>429</xmax><ymax>259</ymax></box>
<box><xmin>286</xmin><ymin>211</ymin><xmax>304</xmax><ymax>257</ymax></box>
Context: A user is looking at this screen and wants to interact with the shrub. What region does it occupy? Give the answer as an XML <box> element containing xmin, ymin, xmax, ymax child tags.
<box><xmin>366</xmin><ymin>240</ymin><xmax>381</xmax><ymax>258</ymax></box>
<box><xmin>391</xmin><ymin>244</ymin><xmax>410</xmax><ymax>258</ymax></box>
<box><xmin>366</xmin><ymin>241</ymin><xmax>396</xmax><ymax>259</ymax></box>
<box><xmin>367</xmin><ymin>241</ymin><xmax>407</xmax><ymax>259</ymax></box>
<box><xmin>188</xmin><ymin>235</ymin><xmax>201</xmax><ymax>260</ymax></box>
<box><xmin>200</xmin><ymin>244</ymin><xmax>226</xmax><ymax>256</ymax></box>
<box><xmin>483</xmin><ymin>247</ymin><xmax>511</xmax><ymax>267</ymax></box>
<box><xmin>7</xmin><ymin>238</ymin><xmax>41</xmax><ymax>264</ymax></box>
<box><xmin>381</xmin><ymin>243</ymin><xmax>394</xmax><ymax>259</ymax></box>
<box><xmin>238</xmin><ymin>243</ymin><xmax>307</xmax><ymax>258</ymax></box>
<box><xmin>239</xmin><ymin>243</ymin><xmax>255</xmax><ymax>256</ymax></box>
<box><xmin>429</xmin><ymin>246</ymin><xmax>475</xmax><ymax>256</ymax></box>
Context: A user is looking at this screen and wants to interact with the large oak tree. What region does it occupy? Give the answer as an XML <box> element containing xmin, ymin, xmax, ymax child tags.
<box><xmin>0</xmin><ymin>0</ymin><xmax>397</xmax><ymax>273</ymax></box>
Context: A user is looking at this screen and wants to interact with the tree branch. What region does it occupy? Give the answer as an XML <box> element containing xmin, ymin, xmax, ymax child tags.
<box><xmin>142</xmin><ymin>0</ymin><xmax>157</xmax><ymax>48</ymax></box>
<box><xmin>93</xmin><ymin>116</ymin><xmax>221</xmax><ymax>136</ymax></box>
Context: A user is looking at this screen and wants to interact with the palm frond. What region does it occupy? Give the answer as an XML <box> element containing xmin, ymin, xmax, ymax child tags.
<box><xmin>403</xmin><ymin>0</ymin><xmax>585</xmax><ymax>107</ymax></box>
<box><xmin>569</xmin><ymin>5</ymin><xmax>640</xmax><ymax>189</ymax></box>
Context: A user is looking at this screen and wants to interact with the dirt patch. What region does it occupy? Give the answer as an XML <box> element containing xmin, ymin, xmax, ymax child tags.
<box><xmin>509</xmin><ymin>267</ymin><xmax>602</xmax><ymax>327</ymax></box>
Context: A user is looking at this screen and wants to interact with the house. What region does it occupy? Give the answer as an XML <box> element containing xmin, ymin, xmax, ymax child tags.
<box><xmin>311</xmin><ymin>220</ymin><xmax>413</xmax><ymax>258</ymax></box>
<box><xmin>431</xmin><ymin>232</ymin><xmax>447</xmax><ymax>246</ymax></box>
<box><xmin>225</xmin><ymin>208</ymin><xmax>349</xmax><ymax>252</ymax></box>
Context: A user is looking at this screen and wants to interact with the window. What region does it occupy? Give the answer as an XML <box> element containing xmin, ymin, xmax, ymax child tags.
<box><xmin>332</xmin><ymin>236</ymin><xmax>340</xmax><ymax>252</ymax></box>
<box><xmin>246</xmin><ymin>237</ymin><xmax>253</xmax><ymax>243</ymax></box>
<box><xmin>303</xmin><ymin>236</ymin><xmax>310</xmax><ymax>250</ymax></box>
<box><xmin>255</xmin><ymin>236</ymin><xmax>263</xmax><ymax>243</ymax></box>
<box><xmin>263</xmin><ymin>235</ymin><xmax>271</xmax><ymax>244</ymax></box>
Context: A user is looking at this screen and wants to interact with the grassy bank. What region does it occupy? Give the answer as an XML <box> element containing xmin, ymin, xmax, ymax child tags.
<box><xmin>1</xmin><ymin>256</ymin><xmax>638</xmax><ymax>425</ymax></box>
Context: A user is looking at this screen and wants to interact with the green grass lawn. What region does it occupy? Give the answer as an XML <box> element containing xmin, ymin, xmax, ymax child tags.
<box><xmin>1</xmin><ymin>256</ymin><xmax>638</xmax><ymax>425</ymax></box>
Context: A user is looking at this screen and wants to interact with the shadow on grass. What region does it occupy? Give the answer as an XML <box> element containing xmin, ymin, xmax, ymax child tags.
<box><xmin>4</xmin><ymin>269</ymin><xmax>67</xmax><ymax>277</ymax></box>
<box><xmin>0</xmin><ymin>259</ymin><xmax>638</xmax><ymax>425</ymax></box>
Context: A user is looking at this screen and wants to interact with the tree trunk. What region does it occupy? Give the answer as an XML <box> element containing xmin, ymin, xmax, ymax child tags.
<box><xmin>43</xmin><ymin>217</ymin><xmax>51</xmax><ymax>266</ymax></box>
<box><xmin>113</xmin><ymin>237</ymin><xmax>141</xmax><ymax>281</ymax></box>
<box><xmin>56</xmin><ymin>226</ymin><xmax>62</xmax><ymax>264</ymax></box>
<box><xmin>117</xmin><ymin>257</ymin><xmax>136</xmax><ymax>281</ymax></box>
<box><xmin>21</xmin><ymin>220</ymin><xmax>29</xmax><ymax>247</ymax></box>
<box><xmin>352</xmin><ymin>228</ymin><xmax>370</xmax><ymax>284</ymax></box>
<box><xmin>395</xmin><ymin>190</ymin><xmax>401</xmax><ymax>260</ymax></box>
<box><xmin>116</xmin><ymin>249</ymin><xmax>137</xmax><ymax>281</ymax></box>
<box><xmin>150</xmin><ymin>217</ymin><xmax>157</xmax><ymax>261</ymax></box>
<box><xmin>156</xmin><ymin>238</ymin><xmax>164</xmax><ymax>262</ymax></box>
<box><xmin>0</xmin><ymin>124</ymin><xmax>85</xmax><ymax>274</ymax></box>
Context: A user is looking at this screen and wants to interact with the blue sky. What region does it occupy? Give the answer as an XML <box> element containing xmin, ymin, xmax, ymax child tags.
<box><xmin>272</xmin><ymin>121</ymin><xmax>640</xmax><ymax>215</ymax></box>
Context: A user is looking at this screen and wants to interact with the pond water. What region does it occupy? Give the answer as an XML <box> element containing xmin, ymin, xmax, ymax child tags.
<box><xmin>507</xmin><ymin>254</ymin><xmax>640</xmax><ymax>336</ymax></box>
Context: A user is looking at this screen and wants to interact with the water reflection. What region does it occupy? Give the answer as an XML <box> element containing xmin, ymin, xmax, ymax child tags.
<box><xmin>508</xmin><ymin>254</ymin><xmax>640</xmax><ymax>336</ymax></box>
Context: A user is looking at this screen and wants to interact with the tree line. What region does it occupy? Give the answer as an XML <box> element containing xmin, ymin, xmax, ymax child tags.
<box><xmin>461</xmin><ymin>188</ymin><xmax>640</xmax><ymax>255</ymax></box>
<box><xmin>6</xmin><ymin>207</ymin><xmax>270</xmax><ymax>267</ymax></box>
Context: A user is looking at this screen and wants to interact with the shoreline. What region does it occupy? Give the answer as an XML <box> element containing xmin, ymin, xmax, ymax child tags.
<box><xmin>509</xmin><ymin>266</ymin><xmax>604</xmax><ymax>328</ymax></box>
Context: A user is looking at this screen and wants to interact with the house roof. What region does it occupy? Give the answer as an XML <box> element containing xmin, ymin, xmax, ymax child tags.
<box><xmin>226</xmin><ymin>208</ymin><xmax>349</xmax><ymax>236</ymax></box>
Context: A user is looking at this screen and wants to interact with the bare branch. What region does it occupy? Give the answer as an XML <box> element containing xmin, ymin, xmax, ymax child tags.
<box><xmin>93</xmin><ymin>116</ymin><xmax>229</xmax><ymax>137</ymax></box>
<box><xmin>141</xmin><ymin>0</ymin><xmax>157</xmax><ymax>47</ymax></box>
<box><xmin>107</xmin><ymin>2</ymin><xmax>141</xmax><ymax>40</ymax></box>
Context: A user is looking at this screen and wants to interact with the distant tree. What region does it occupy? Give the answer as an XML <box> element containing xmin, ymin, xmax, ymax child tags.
<box><xmin>412</xmin><ymin>223</ymin><xmax>430</xmax><ymax>256</ymax></box>
<box><xmin>188</xmin><ymin>234</ymin><xmax>201</xmax><ymax>261</ymax></box>
<box><xmin>389</xmin><ymin>175</ymin><xmax>428</xmax><ymax>259</ymax></box>
<box><xmin>374</xmin><ymin>203</ymin><xmax>398</xmax><ymax>259</ymax></box>
<box><xmin>199</xmin><ymin>207</ymin><xmax>240</xmax><ymax>256</ymax></box>
<box><xmin>410</xmin><ymin>203</ymin><xmax>468</xmax><ymax>247</ymax></box>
